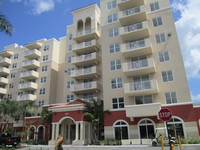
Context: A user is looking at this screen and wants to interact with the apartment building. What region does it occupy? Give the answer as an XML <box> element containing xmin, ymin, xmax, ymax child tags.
<box><xmin>1</xmin><ymin>0</ymin><xmax>200</xmax><ymax>146</ymax></box>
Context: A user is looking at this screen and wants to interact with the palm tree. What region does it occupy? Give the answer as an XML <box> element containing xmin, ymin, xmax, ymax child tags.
<box><xmin>84</xmin><ymin>99</ymin><xmax>104</xmax><ymax>144</ymax></box>
<box><xmin>0</xmin><ymin>98</ymin><xmax>19</xmax><ymax>132</ymax></box>
<box><xmin>0</xmin><ymin>12</ymin><xmax>14</xmax><ymax>36</ymax></box>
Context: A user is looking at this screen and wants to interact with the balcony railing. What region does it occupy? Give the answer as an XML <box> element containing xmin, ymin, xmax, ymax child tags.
<box><xmin>20</xmin><ymin>70</ymin><xmax>39</xmax><ymax>79</ymax></box>
<box><xmin>0</xmin><ymin>67</ymin><xmax>10</xmax><ymax>75</ymax></box>
<box><xmin>71</xmin><ymin>66</ymin><xmax>99</xmax><ymax>79</ymax></box>
<box><xmin>70</xmin><ymin>81</ymin><xmax>99</xmax><ymax>93</ymax></box>
<box><xmin>74</xmin><ymin>28</ymin><xmax>100</xmax><ymax>42</ymax></box>
<box><xmin>19</xmin><ymin>82</ymin><xmax>37</xmax><ymax>90</ymax></box>
<box><xmin>22</xmin><ymin>60</ymin><xmax>40</xmax><ymax>69</ymax></box>
<box><xmin>0</xmin><ymin>77</ymin><xmax>8</xmax><ymax>84</ymax></box>
<box><xmin>117</xmin><ymin>0</ymin><xmax>145</xmax><ymax>10</ymax></box>
<box><xmin>0</xmin><ymin>88</ymin><xmax>7</xmax><ymax>95</ymax></box>
<box><xmin>0</xmin><ymin>58</ymin><xmax>12</xmax><ymax>66</ymax></box>
<box><xmin>17</xmin><ymin>94</ymin><xmax>36</xmax><ymax>101</ymax></box>
<box><xmin>24</xmin><ymin>49</ymin><xmax>41</xmax><ymax>59</ymax></box>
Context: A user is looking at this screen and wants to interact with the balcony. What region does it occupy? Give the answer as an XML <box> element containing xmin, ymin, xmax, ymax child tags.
<box><xmin>13</xmin><ymin>120</ymin><xmax>23</xmax><ymax>127</ymax></box>
<box><xmin>117</xmin><ymin>0</ymin><xmax>145</xmax><ymax>10</ymax></box>
<box><xmin>0</xmin><ymin>51</ymin><xmax>13</xmax><ymax>57</ymax></box>
<box><xmin>20</xmin><ymin>70</ymin><xmax>39</xmax><ymax>80</ymax></box>
<box><xmin>19</xmin><ymin>82</ymin><xmax>37</xmax><ymax>91</ymax></box>
<box><xmin>70</xmin><ymin>81</ymin><xmax>100</xmax><ymax>93</ymax></box>
<box><xmin>24</xmin><ymin>49</ymin><xmax>41</xmax><ymax>59</ymax></box>
<box><xmin>0</xmin><ymin>67</ymin><xmax>10</xmax><ymax>75</ymax></box>
<box><xmin>119</xmin><ymin>5</ymin><xmax>147</xmax><ymax>26</ymax></box>
<box><xmin>0</xmin><ymin>88</ymin><xmax>7</xmax><ymax>95</ymax></box>
<box><xmin>125</xmin><ymin>103</ymin><xmax>161</xmax><ymax>118</ymax></box>
<box><xmin>0</xmin><ymin>58</ymin><xmax>12</xmax><ymax>66</ymax></box>
<box><xmin>22</xmin><ymin>60</ymin><xmax>40</xmax><ymax>69</ymax></box>
<box><xmin>122</xmin><ymin>58</ymin><xmax>155</xmax><ymax>76</ymax></box>
<box><xmin>74</xmin><ymin>28</ymin><xmax>100</xmax><ymax>43</ymax></box>
<box><xmin>71</xmin><ymin>52</ymin><xmax>100</xmax><ymax>67</ymax></box>
<box><xmin>71</xmin><ymin>66</ymin><xmax>100</xmax><ymax>79</ymax></box>
<box><xmin>124</xmin><ymin>80</ymin><xmax>158</xmax><ymax>96</ymax></box>
<box><xmin>72</xmin><ymin>40</ymin><xmax>100</xmax><ymax>54</ymax></box>
<box><xmin>17</xmin><ymin>94</ymin><xmax>36</xmax><ymax>101</ymax></box>
<box><xmin>0</xmin><ymin>77</ymin><xmax>8</xmax><ymax>85</ymax></box>
<box><xmin>25</xmin><ymin>41</ymin><xmax>42</xmax><ymax>50</ymax></box>
<box><xmin>121</xmin><ymin>38</ymin><xmax>152</xmax><ymax>57</ymax></box>
<box><xmin>119</xmin><ymin>21</ymin><xmax>149</xmax><ymax>42</ymax></box>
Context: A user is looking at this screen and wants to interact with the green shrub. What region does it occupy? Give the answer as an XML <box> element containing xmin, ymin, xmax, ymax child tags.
<box><xmin>99</xmin><ymin>139</ymin><xmax>121</xmax><ymax>146</ymax></box>
<box><xmin>180</xmin><ymin>137</ymin><xmax>200</xmax><ymax>144</ymax></box>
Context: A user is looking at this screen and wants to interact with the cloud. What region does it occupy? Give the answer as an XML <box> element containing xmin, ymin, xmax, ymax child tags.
<box><xmin>191</xmin><ymin>94</ymin><xmax>200</xmax><ymax>103</ymax></box>
<box><xmin>172</xmin><ymin>0</ymin><xmax>200</xmax><ymax>78</ymax></box>
<box><xmin>9</xmin><ymin>0</ymin><xmax>65</xmax><ymax>15</ymax></box>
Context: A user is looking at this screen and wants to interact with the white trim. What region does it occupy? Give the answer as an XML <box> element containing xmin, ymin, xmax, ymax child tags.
<box><xmin>49</xmin><ymin>106</ymin><xmax>85</xmax><ymax>112</ymax></box>
<box><xmin>25</xmin><ymin>116</ymin><xmax>41</xmax><ymax>119</ymax></box>
<box><xmin>112</xmin><ymin>120</ymin><xmax>130</xmax><ymax>140</ymax></box>
<box><xmin>58</xmin><ymin>116</ymin><xmax>76</xmax><ymax>124</ymax></box>
<box><xmin>137</xmin><ymin>118</ymin><xmax>156</xmax><ymax>139</ymax></box>
<box><xmin>110</xmin><ymin>108</ymin><xmax>125</xmax><ymax>112</ymax></box>
<box><xmin>146</xmin><ymin>7</ymin><xmax>171</xmax><ymax>15</ymax></box>
<box><xmin>125</xmin><ymin>103</ymin><xmax>161</xmax><ymax>108</ymax></box>
<box><xmin>162</xmin><ymin>102</ymin><xmax>193</xmax><ymax>107</ymax></box>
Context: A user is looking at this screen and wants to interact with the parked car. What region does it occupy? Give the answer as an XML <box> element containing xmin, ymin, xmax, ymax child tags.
<box><xmin>0</xmin><ymin>133</ymin><xmax>21</xmax><ymax>148</ymax></box>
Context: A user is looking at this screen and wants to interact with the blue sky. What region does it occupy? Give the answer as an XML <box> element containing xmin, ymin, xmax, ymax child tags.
<box><xmin>0</xmin><ymin>0</ymin><xmax>200</xmax><ymax>102</ymax></box>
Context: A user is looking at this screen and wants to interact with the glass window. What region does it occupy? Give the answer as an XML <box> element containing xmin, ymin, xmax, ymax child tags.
<box><xmin>67</xmin><ymin>80</ymin><xmax>74</xmax><ymax>89</ymax></box>
<box><xmin>12</xmin><ymin>63</ymin><xmax>17</xmax><ymax>69</ymax></box>
<box><xmin>69</xmin><ymin>34</ymin><xmax>72</xmax><ymax>40</ymax></box>
<box><xmin>67</xmin><ymin>68</ymin><xmax>74</xmax><ymax>75</ymax></box>
<box><xmin>83</xmin><ymin>93</ymin><xmax>94</xmax><ymax>102</ymax></box>
<box><xmin>38</xmin><ymin>100</ymin><xmax>45</xmax><ymax>107</ymax></box>
<box><xmin>41</xmin><ymin>76</ymin><xmax>47</xmax><ymax>83</ymax></box>
<box><xmin>110</xmin><ymin>43</ymin><xmax>120</xmax><ymax>53</ymax></box>
<box><xmin>42</xmin><ymin>65</ymin><xmax>48</xmax><ymax>72</ymax></box>
<box><xmin>111</xmin><ymin>78</ymin><xmax>123</xmax><ymax>89</ymax></box>
<box><xmin>155</xmin><ymin>33</ymin><xmax>166</xmax><ymax>44</ymax></box>
<box><xmin>10</xmin><ymin>73</ymin><xmax>15</xmax><ymax>79</ymax></box>
<box><xmin>162</xmin><ymin>70</ymin><xmax>173</xmax><ymax>82</ymax></box>
<box><xmin>150</xmin><ymin>2</ymin><xmax>160</xmax><ymax>12</ymax></box>
<box><xmin>112</xmin><ymin>97</ymin><xmax>124</xmax><ymax>109</ymax></box>
<box><xmin>152</xmin><ymin>17</ymin><xmax>162</xmax><ymax>27</ymax></box>
<box><xmin>165</xmin><ymin>92</ymin><xmax>178</xmax><ymax>104</ymax></box>
<box><xmin>7</xmin><ymin>94</ymin><xmax>12</xmax><ymax>100</ymax></box>
<box><xmin>14</xmin><ymin>54</ymin><xmax>19</xmax><ymax>59</ymax></box>
<box><xmin>139</xmin><ymin>119</ymin><xmax>155</xmax><ymax>139</ymax></box>
<box><xmin>43</xmin><ymin>55</ymin><xmax>49</xmax><ymax>61</ymax></box>
<box><xmin>110</xmin><ymin>60</ymin><xmax>121</xmax><ymax>71</ymax></box>
<box><xmin>44</xmin><ymin>45</ymin><xmax>49</xmax><ymax>51</ymax></box>
<box><xmin>39</xmin><ymin>88</ymin><xmax>45</xmax><ymax>95</ymax></box>
<box><xmin>135</xmin><ymin>95</ymin><xmax>153</xmax><ymax>105</ymax></box>
<box><xmin>66</xmin><ymin>94</ymin><xmax>74</xmax><ymax>102</ymax></box>
<box><xmin>108</xmin><ymin>14</ymin><xmax>118</xmax><ymax>23</ymax></box>
<box><xmin>68</xmin><ymin>45</ymin><xmax>72</xmax><ymax>52</ymax></box>
<box><xmin>108</xmin><ymin>28</ymin><xmax>119</xmax><ymax>37</ymax></box>
<box><xmin>114</xmin><ymin>120</ymin><xmax>129</xmax><ymax>140</ymax></box>
<box><xmin>107</xmin><ymin>0</ymin><xmax>116</xmax><ymax>9</ymax></box>
<box><xmin>159</xmin><ymin>51</ymin><xmax>170</xmax><ymax>62</ymax></box>
<box><xmin>9</xmin><ymin>83</ymin><xmax>14</xmax><ymax>89</ymax></box>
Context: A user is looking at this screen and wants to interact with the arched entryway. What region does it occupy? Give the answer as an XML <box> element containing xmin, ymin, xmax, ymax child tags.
<box><xmin>29</xmin><ymin>126</ymin><xmax>36</xmax><ymax>140</ymax></box>
<box><xmin>59</xmin><ymin>117</ymin><xmax>76</xmax><ymax>145</ymax></box>
<box><xmin>138</xmin><ymin>119</ymin><xmax>155</xmax><ymax>139</ymax></box>
<box><xmin>37</xmin><ymin>125</ymin><xmax>45</xmax><ymax>141</ymax></box>
<box><xmin>167</xmin><ymin>117</ymin><xmax>185</xmax><ymax>138</ymax></box>
<box><xmin>113</xmin><ymin>120</ymin><xmax>129</xmax><ymax>140</ymax></box>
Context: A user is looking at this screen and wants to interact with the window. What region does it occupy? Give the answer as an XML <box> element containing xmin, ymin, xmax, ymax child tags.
<box><xmin>44</xmin><ymin>45</ymin><xmax>49</xmax><ymax>51</ymax></box>
<box><xmin>41</xmin><ymin>76</ymin><xmax>47</xmax><ymax>83</ymax></box>
<box><xmin>83</xmin><ymin>93</ymin><xmax>94</xmax><ymax>102</ymax></box>
<box><xmin>38</xmin><ymin>100</ymin><xmax>45</xmax><ymax>107</ymax></box>
<box><xmin>139</xmin><ymin>119</ymin><xmax>155</xmax><ymax>139</ymax></box>
<box><xmin>135</xmin><ymin>95</ymin><xmax>152</xmax><ymax>104</ymax></box>
<box><xmin>14</xmin><ymin>54</ymin><xmax>19</xmax><ymax>59</ymax></box>
<box><xmin>10</xmin><ymin>73</ymin><xmax>15</xmax><ymax>79</ymax></box>
<box><xmin>12</xmin><ymin>63</ymin><xmax>17</xmax><ymax>69</ymax></box>
<box><xmin>19</xmin><ymin>80</ymin><xmax>24</xmax><ymax>84</ymax></box>
<box><xmin>43</xmin><ymin>55</ymin><xmax>49</xmax><ymax>61</ymax></box>
<box><xmin>39</xmin><ymin>88</ymin><xmax>45</xmax><ymax>95</ymax></box>
<box><xmin>165</xmin><ymin>92</ymin><xmax>178</xmax><ymax>104</ymax></box>
<box><xmin>68</xmin><ymin>56</ymin><xmax>74</xmax><ymax>63</ymax></box>
<box><xmin>7</xmin><ymin>94</ymin><xmax>12</xmax><ymax>100</ymax></box>
<box><xmin>167</xmin><ymin>117</ymin><xmax>185</xmax><ymax>137</ymax></box>
<box><xmin>114</xmin><ymin>121</ymin><xmax>129</xmax><ymax>140</ymax></box>
<box><xmin>42</xmin><ymin>65</ymin><xmax>48</xmax><ymax>72</ymax></box>
<box><xmin>18</xmin><ymin>91</ymin><xmax>23</xmax><ymax>96</ymax></box>
<box><xmin>9</xmin><ymin>83</ymin><xmax>14</xmax><ymax>89</ymax></box>
<box><xmin>108</xmin><ymin>28</ymin><xmax>119</xmax><ymax>37</ymax></box>
<box><xmin>112</xmin><ymin>97</ymin><xmax>124</xmax><ymax>109</ymax></box>
<box><xmin>111</xmin><ymin>78</ymin><xmax>123</xmax><ymax>89</ymax></box>
<box><xmin>150</xmin><ymin>2</ymin><xmax>159</xmax><ymax>12</ymax></box>
<box><xmin>162</xmin><ymin>70</ymin><xmax>173</xmax><ymax>82</ymax></box>
<box><xmin>107</xmin><ymin>0</ymin><xmax>116</xmax><ymax>9</ymax></box>
<box><xmin>68</xmin><ymin>45</ymin><xmax>72</xmax><ymax>52</ymax></box>
<box><xmin>152</xmin><ymin>17</ymin><xmax>162</xmax><ymax>27</ymax></box>
<box><xmin>69</xmin><ymin>34</ymin><xmax>72</xmax><ymax>40</ymax></box>
<box><xmin>109</xmin><ymin>43</ymin><xmax>120</xmax><ymax>53</ymax></box>
<box><xmin>155</xmin><ymin>33</ymin><xmax>166</xmax><ymax>44</ymax></box>
<box><xmin>67</xmin><ymin>68</ymin><xmax>74</xmax><ymax>75</ymax></box>
<box><xmin>108</xmin><ymin>14</ymin><xmax>118</xmax><ymax>23</ymax></box>
<box><xmin>159</xmin><ymin>51</ymin><xmax>170</xmax><ymax>62</ymax></box>
<box><xmin>110</xmin><ymin>60</ymin><xmax>121</xmax><ymax>70</ymax></box>
<box><xmin>66</xmin><ymin>94</ymin><xmax>74</xmax><ymax>102</ymax></box>
<box><xmin>67</xmin><ymin>80</ymin><xmax>74</xmax><ymax>89</ymax></box>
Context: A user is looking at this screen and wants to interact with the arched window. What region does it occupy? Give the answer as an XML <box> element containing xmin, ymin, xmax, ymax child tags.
<box><xmin>77</xmin><ymin>20</ymin><xmax>83</xmax><ymax>36</ymax></box>
<box><xmin>138</xmin><ymin>119</ymin><xmax>155</xmax><ymax>139</ymax></box>
<box><xmin>113</xmin><ymin>120</ymin><xmax>129</xmax><ymax>140</ymax></box>
<box><xmin>167</xmin><ymin>117</ymin><xmax>185</xmax><ymax>138</ymax></box>
<box><xmin>85</xmin><ymin>17</ymin><xmax>91</xmax><ymax>34</ymax></box>
<box><xmin>37</xmin><ymin>126</ymin><xmax>45</xmax><ymax>141</ymax></box>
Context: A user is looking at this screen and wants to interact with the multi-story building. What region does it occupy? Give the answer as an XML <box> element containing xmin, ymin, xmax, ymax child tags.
<box><xmin>1</xmin><ymin>0</ymin><xmax>200</xmax><ymax>146</ymax></box>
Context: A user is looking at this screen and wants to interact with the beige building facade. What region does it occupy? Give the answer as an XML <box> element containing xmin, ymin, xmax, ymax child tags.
<box><xmin>0</xmin><ymin>0</ymin><xmax>199</xmax><ymax>145</ymax></box>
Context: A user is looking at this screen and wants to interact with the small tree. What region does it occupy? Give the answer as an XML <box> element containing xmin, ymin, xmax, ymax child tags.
<box><xmin>0</xmin><ymin>12</ymin><xmax>14</xmax><ymax>36</ymax></box>
<box><xmin>84</xmin><ymin>99</ymin><xmax>104</xmax><ymax>144</ymax></box>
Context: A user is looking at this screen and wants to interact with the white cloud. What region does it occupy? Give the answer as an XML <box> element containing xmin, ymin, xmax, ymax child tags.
<box><xmin>191</xmin><ymin>94</ymin><xmax>200</xmax><ymax>102</ymax></box>
<box><xmin>9</xmin><ymin>0</ymin><xmax>66</xmax><ymax>15</ymax></box>
<box><xmin>172</xmin><ymin>0</ymin><xmax>200</xmax><ymax>78</ymax></box>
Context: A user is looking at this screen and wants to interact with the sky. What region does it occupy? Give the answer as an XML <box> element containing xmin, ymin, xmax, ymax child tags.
<box><xmin>0</xmin><ymin>0</ymin><xmax>200</xmax><ymax>102</ymax></box>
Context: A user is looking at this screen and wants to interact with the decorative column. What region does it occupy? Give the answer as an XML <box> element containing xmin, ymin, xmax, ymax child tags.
<box><xmin>67</xmin><ymin>124</ymin><xmax>71</xmax><ymax>143</ymax></box>
<box><xmin>80</xmin><ymin>122</ymin><xmax>85</xmax><ymax>141</ymax></box>
<box><xmin>75</xmin><ymin>122</ymin><xmax>79</xmax><ymax>141</ymax></box>
<box><xmin>51</xmin><ymin>123</ymin><xmax>56</xmax><ymax>141</ymax></box>
<box><xmin>55</xmin><ymin>123</ymin><xmax>59</xmax><ymax>139</ymax></box>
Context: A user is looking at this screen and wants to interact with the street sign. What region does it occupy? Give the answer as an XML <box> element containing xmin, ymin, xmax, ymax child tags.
<box><xmin>158</xmin><ymin>108</ymin><xmax>172</xmax><ymax>121</ymax></box>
